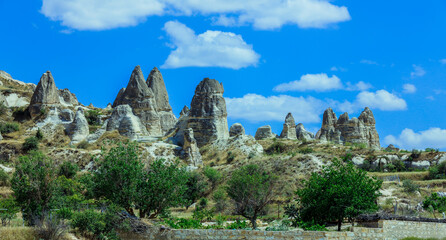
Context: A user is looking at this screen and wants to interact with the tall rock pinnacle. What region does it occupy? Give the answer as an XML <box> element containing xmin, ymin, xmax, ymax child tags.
<box><xmin>187</xmin><ymin>78</ymin><xmax>229</xmax><ymax>147</ymax></box>
<box><xmin>29</xmin><ymin>71</ymin><xmax>60</xmax><ymax>117</ymax></box>
<box><xmin>280</xmin><ymin>112</ymin><xmax>297</xmax><ymax>139</ymax></box>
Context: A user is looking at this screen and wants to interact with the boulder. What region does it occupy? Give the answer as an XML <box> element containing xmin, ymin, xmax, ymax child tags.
<box><xmin>280</xmin><ymin>113</ymin><xmax>297</xmax><ymax>139</ymax></box>
<box><xmin>29</xmin><ymin>71</ymin><xmax>60</xmax><ymax>117</ymax></box>
<box><xmin>183</xmin><ymin>128</ymin><xmax>203</xmax><ymax>167</ymax></box>
<box><xmin>106</xmin><ymin>105</ymin><xmax>149</xmax><ymax>140</ymax></box>
<box><xmin>113</xmin><ymin>66</ymin><xmax>161</xmax><ymax>136</ymax></box>
<box><xmin>187</xmin><ymin>78</ymin><xmax>229</xmax><ymax>147</ymax></box>
<box><xmin>229</xmin><ymin>123</ymin><xmax>245</xmax><ymax>137</ymax></box>
<box><xmin>59</xmin><ymin>88</ymin><xmax>79</xmax><ymax>106</ymax></box>
<box><xmin>255</xmin><ymin>125</ymin><xmax>276</xmax><ymax>140</ymax></box>
<box><xmin>147</xmin><ymin>67</ymin><xmax>177</xmax><ymax>134</ymax></box>
<box><xmin>296</xmin><ymin>123</ymin><xmax>314</xmax><ymax>141</ymax></box>
<box><xmin>65</xmin><ymin>108</ymin><xmax>89</xmax><ymax>144</ymax></box>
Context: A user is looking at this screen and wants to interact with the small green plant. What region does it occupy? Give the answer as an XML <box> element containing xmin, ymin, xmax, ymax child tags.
<box><xmin>266</xmin><ymin>141</ymin><xmax>287</xmax><ymax>155</ymax></box>
<box><xmin>428</xmin><ymin>161</ymin><xmax>446</xmax><ymax>180</ymax></box>
<box><xmin>0</xmin><ymin>101</ymin><xmax>7</xmax><ymax>115</ymax></box>
<box><xmin>0</xmin><ymin>168</ymin><xmax>9</xmax><ymax>186</ymax></box>
<box><xmin>85</xmin><ymin>110</ymin><xmax>101</xmax><ymax>126</ymax></box>
<box><xmin>425</xmin><ymin>148</ymin><xmax>439</xmax><ymax>153</ymax></box>
<box><xmin>35</xmin><ymin>128</ymin><xmax>44</xmax><ymax>140</ymax></box>
<box><xmin>0</xmin><ymin>122</ymin><xmax>19</xmax><ymax>134</ymax></box>
<box><xmin>40</xmin><ymin>108</ymin><xmax>47</xmax><ymax>116</ymax></box>
<box><xmin>77</xmin><ymin>140</ymin><xmax>90</xmax><ymax>149</ymax></box>
<box><xmin>402</xmin><ymin>179</ymin><xmax>419</xmax><ymax>193</ymax></box>
<box><xmin>22</xmin><ymin>136</ymin><xmax>39</xmax><ymax>152</ymax></box>
<box><xmin>298</xmin><ymin>220</ymin><xmax>327</xmax><ymax>231</ymax></box>
<box><xmin>203</xmin><ymin>166</ymin><xmax>222</xmax><ymax>190</ymax></box>
<box><xmin>213</xmin><ymin>187</ymin><xmax>228</xmax><ymax>212</ymax></box>
<box><xmin>341</xmin><ymin>152</ymin><xmax>353</xmax><ymax>163</ymax></box>
<box><xmin>164</xmin><ymin>218</ymin><xmax>202</xmax><ymax>229</ymax></box>
<box><xmin>58</xmin><ymin>161</ymin><xmax>79</xmax><ymax>179</ymax></box>
<box><xmin>0</xmin><ymin>197</ymin><xmax>19</xmax><ymax>226</ymax></box>
<box><xmin>192</xmin><ymin>208</ymin><xmax>214</xmax><ymax>222</ymax></box>
<box><xmin>226</xmin><ymin>151</ymin><xmax>236</xmax><ymax>164</ymax></box>
<box><xmin>299</xmin><ymin>147</ymin><xmax>314</xmax><ymax>154</ymax></box>
<box><xmin>225</xmin><ymin>219</ymin><xmax>249</xmax><ymax>229</ymax></box>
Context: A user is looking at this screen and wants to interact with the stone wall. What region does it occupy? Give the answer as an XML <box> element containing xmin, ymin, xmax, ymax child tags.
<box><xmin>142</xmin><ymin>220</ymin><xmax>446</xmax><ymax>240</ymax></box>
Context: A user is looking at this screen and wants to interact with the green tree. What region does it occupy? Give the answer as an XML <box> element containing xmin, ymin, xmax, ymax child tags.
<box><xmin>93</xmin><ymin>142</ymin><xmax>144</xmax><ymax>215</ymax></box>
<box><xmin>136</xmin><ymin>159</ymin><xmax>188</xmax><ymax>218</ymax></box>
<box><xmin>423</xmin><ymin>193</ymin><xmax>446</xmax><ymax>218</ymax></box>
<box><xmin>203</xmin><ymin>166</ymin><xmax>222</xmax><ymax>190</ymax></box>
<box><xmin>11</xmin><ymin>151</ymin><xmax>58</xmax><ymax>225</ymax></box>
<box><xmin>297</xmin><ymin>159</ymin><xmax>382</xmax><ymax>231</ymax></box>
<box><xmin>183</xmin><ymin>171</ymin><xmax>208</xmax><ymax>209</ymax></box>
<box><xmin>226</xmin><ymin>164</ymin><xmax>277</xmax><ymax>229</ymax></box>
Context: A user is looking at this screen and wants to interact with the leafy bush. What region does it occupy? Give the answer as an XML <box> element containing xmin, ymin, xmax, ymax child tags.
<box><xmin>58</xmin><ymin>161</ymin><xmax>79</xmax><ymax>179</ymax></box>
<box><xmin>203</xmin><ymin>166</ymin><xmax>222</xmax><ymax>190</ymax></box>
<box><xmin>164</xmin><ymin>218</ymin><xmax>202</xmax><ymax>229</ymax></box>
<box><xmin>299</xmin><ymin>147</ymin><xmax>314</xmax><ymax>154</ymax></box>
<box><xmin>23</xmin><ymin>136</ymin><xmax>39</xmax><ymax>152</ymax></box>
<box><xmin>428</xmin><ymin>161</ymin><xmax>446</xmax><ymax>180</ymax></box>
<box><xmin>266</xmin><ymin>141</ymin><xmax>287</xmax><ymax>155</ymax></box>
<box><xmin>0</xmin><ymin>197</ymin><xmax>19</xmax><ymax>226</ymax></box>
<box><xmin>192</xmin><ymin>208</ymin><xmax>214</xmax><ymax>222</ymax></box>
<box><xmin>35</xmin><ymin>128</ymin><xmax>44</xmax><ymax>140</ymax></box>
<box><xmin>71</xmin><ymin>210</ymin><xmax>106</xmax><ymax>236</ymax></box>
<box><xmin>85</xmin><ymin>110</ymin><xmax>101</xmax><ymax>126</ymax></box>
<box><xmin>213</xmin><ymin>188</ymin><xmax>228</xmax><ymax>212</ymax></box>
<box><xmin>425</xmin><ymin>148</ymin><xmax>439</xmax><ymax>153</ymax></box>
<box><xmin>0</xmin><ymin>101</ymin><xmax>7</xmax><ymax>115</ymax></box>
<box><xmin>0</xmin><ymin>122</ymin><xmax>19</xmax><ymax>134</ymax></box>
<box><xmin>298</xmin><ymin>220</ymin><xmax>327</xmax><ymax>231</ymax></box>
<box><xmin>0</xmin><ymin>168</ymin><xmax>9</xmax><ymax>186</ymax></box>
<box><xmin>77</xmin><ymin>140</ymin><xmax>90</xmax><ymax>149</ymax></box>
<box><xmin>402</xmin><ymin>179</ymin><xmax>419</xmax><ymax>193</ymax></box>
<box><xmin>423</xmin><ymin>193</ymin><xmax>446</xmax><ymax>218</ymax></box>
<box><xmin>183</xmin><ymin>171</ymin><xmax>208</xmax><ymax>209</ymax></box>
<box><xmin>341</xmin><ymin>152</ymin><xmax>353</xmax><ymax>163</ymax></box>
<box><xmin>35</xmin><ymin>215</ymin><xmax>67</xmax><ymax>240</ymax></box>
<box><xmin>226</xmin><ymin>151</ymin><xmax>236</xmax><ymax>163</ymax></box>
<box><xmin>284</xmin><ymin>204</ymin><xmax>300</xmax><ymax>227</ymax></box>
<box><xmin>225</xmin><ymin>219</ymin><xmax>249</xmax><ymax>229</ymax></box>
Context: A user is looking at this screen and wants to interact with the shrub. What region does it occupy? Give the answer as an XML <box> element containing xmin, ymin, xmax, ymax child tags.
<box><xmin>183</xmin><ymin>171</ymin><xmax>208</xmax><ymax>209</ymax></box>
<box><xmin>226</xmin><ymin>151</ymin><xmax>236</xmax><ymax>163</ymax></box>
<box><xmin>77</xmin><ymin>140</ymin><xmax>90</xmax><ymax>149</ymax></box>
<box><xmin>71</xmin><ymin>210</ymin><xmax>106</xmax><ymax>236</ymax></box>
<box><xmin>35</xmin><ymin>128</ymin><xmax>44</xmax><ymax>140</ymax></box>
<box><xmin>0</xmin><ymin>101</ymin><xmax>7</xmax><ymax>115</ymax></box>
<box><xmin>299</xmin><ymin>147</ymin><xmax>314</xmax><ymax>154</ymax></box>
<box><xmin>0</xmin><ymin>168</ymin><xmax>9</xmax><ymax>186</ymax></box>
<box><xmin>35</xmin><ymin>215</ymin><xmax>67</xmax><ymax>240</ymax></box>
<box><xmin>0</xmin><ymin>197</ymin><xmax>19</xmax><ymax>226</ymax></box>
<box><xmin>0</xmin><ymin>122</ymin><xmax>19</xmax><ymax>134</ymax></box>
<box><xmin>225</xmin><ymin>219</ymin><xmax>249</xmax><ymax>229</ymax></box>
<box><xmin>85</xmin><ymin>110</ymin><xmax>101</xmax><ymax>126</ymax></box>
<box><xmin>58</xmin><ymin>161</ymin><xmax>79</xmax><ymax>179</ymax></box>
<box><xmin>213</xmin><ymin>187</ymin><xmax>228</xmax><ymax>212</ymax></box>
<box><xmin>164</xmin><ymin>218</ymin><xmax>202</xmax><ymax>229</ymax></box>
<box><xmin>423</xmin><ymin>193</ymin><xmax>446</xmax><ymax>218</ymax></box>
<box><xmin>192</xmin><ymin>208</ymin><xmax>214</xmax><ymax>222</ymax></box>
<box><xmin>266</xmin><ymin>141</ymin><xmax>287</xmax><ymax>155</ymax></box>
<box><xmin>22</xmin><ymin>136</ymin><xmax>39</xmax><ymax>152</ymax></box>
<box><xmin>203</xmin><ymin>166</ymin><xmax>222</xmax><ymax>190</ymax></box>
<box><xmin>341</xmin><ymin>152</ymin><xmax>353</xmax><ymax>163</ymax></box>
<box><xmin>428</xmin><ymin>161</ymin><xmax>446</xmax><ymax>180</ymax></box>
<box><xmin>425</xmin><ymin>148</ymin><xmax>439</xmax><ymax>153</ymax></box>
<box><xmin>402</xmin><ymin>179</ymin><xmax>419</xmax><ymax>193</ymax></box>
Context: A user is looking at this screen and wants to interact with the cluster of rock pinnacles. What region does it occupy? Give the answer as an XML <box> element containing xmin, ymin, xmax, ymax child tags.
<box><xmin>26</xmin><ymin>65</ymin><xmax>380</xmax><ymax>164</ymax></box>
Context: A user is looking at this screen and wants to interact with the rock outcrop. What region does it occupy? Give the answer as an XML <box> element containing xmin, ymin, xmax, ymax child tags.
<box><xmin>113</xmin><ymin>66</ymin><xmax>161</xmax><ymax>136</ymax></box>
<box><xmin>147</xmin><ymin>67</ymin><xmax>176</xmax><ymax>134</ymax></box>
<box><xmin>0</xmin><ymin>132</ymin><xmax>3</xmax><ymax>141</ymax></box>
<box><xmin>29</xmin><ymin>71</ymin><xmax>60</xmax><ymax>117</ymax></box>
<box><xmin>182</xmin><ymin>128</ymin><xmax>202</xmax><ymax>166</ymax></box>
<box><xmin>112</xmin><ymin>88</ymin><xmax>126</xmax><ymax>108</ymax></box>
<box><xmin>59</xmin><ymin>89</ymin><xmax>79</xmax><ymax>106</ymax></box>
<box><xmin>316</xmin><ymin>107</ymin><xmax>380</xmax><ymax>148</ymax></box>
<box><xmin>180</xmin><ymin>106</ymin><xmax>189</xmax><ymax>117</ymax></box>
<box><xmin>106</xmin><ymin>104</ymin><xmax>149</xmax><ymax>140</ymax></box>
<box><xmin>280</xmin><ymin>113</ymin><xmax>297</xmax><ymax>139</ymax></box>
<box><xmin>187</xmin><ymin>78</ymin><xmax>229</xmax><ymax>147</ymax></box>
<box><xmin>296</xmin><ymin>123</ymin><xmax>314</xmax><ymax>141</ymax></box>
<box><xmin>255</xmin><ymin>125</ymin><xmax>276</xmax><ymax>140</ymax></box>
<box><xmin>65</xmin><ymin>108</ymin><xmax>89</xmax><ymax>144</ymax></box>
<box><xmin>229</xmin><ymin>123</ymin><xmax>245</xmax><ymax>137</ymax></box>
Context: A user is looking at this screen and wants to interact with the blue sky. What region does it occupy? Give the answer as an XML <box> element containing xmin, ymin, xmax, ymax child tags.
<box><xmin>1</xmin><ymin>0</ymin><xmax>446</xmax><ymax>149</ymax></box>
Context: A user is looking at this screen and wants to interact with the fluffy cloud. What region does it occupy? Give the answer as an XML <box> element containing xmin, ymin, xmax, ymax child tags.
<box><xmin>41</xmin><ymin>0</ymin><xmax>351</xmax><ymax>30</ymax></box>
<box><xmin>345</xmin><ymin>81</ymin><xmax>373</xmax><ymax>91</ymax></box>
<box><xmin>161</xmin><ymin>21</ymin><xmax>260</xmax><ymax>69</ymax></box>
<box><xmin>225</xmin><ymin>94</ymin><xmax>327</xmax><ymax>123</ymax></box>
<box><xmin>410</xmin><ymin>64</ymin><xmax>426</xmax><ymax>78</ymax></box>
<box><xmin>337</xmin><ymin>90</ymin><xmax>407</xmax><ymax>112</ymax></box>
<box><xmin>273</xmin><ymin>73</ymin><xmax>343</xmax><ymax>92</ymax></box>
<box><xmin>385</xmin><ymin>128</ymin><xmax>446</xmax><ymax>150</ymax></box>
<box><xmin>402</xmin><ymin>83</ymin><xmax>416</xmax><ymax>94</ymax></box>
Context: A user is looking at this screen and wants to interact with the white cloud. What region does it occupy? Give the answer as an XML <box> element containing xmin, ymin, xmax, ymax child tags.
<box><xmin>225</xmin><ymin>94</ymin><xmax>327</xmax><ymax>123</ymax></box>
<box><xmin>41</xmin><ymin>0</ymin><xmax>351</xmax><ymax>30</ymax></box>
<box><xmin>385</xmin><ymin>128</ymin><xmax>446</xmax><ymax>150</ymax></box>
<box><xmin>426</xmin><ymin>96</ymin><xmax>435</xmax><ymax>101</ymax></box>
<box><xmin>161</xmin><ymin>21</ymin><xmax>260</xmax><ymax>69</ymax></box>
<box><xmin>410</xmin><ymin>64</ymin><xmax>426</xmax><ymax>78</ymax></box>
<box><xmin>337</xmin><ymin>90</ymin><xmax>407</xmax><ymax>112</ymax></box>
<box><xmin>360</xmin><ymin>59</ymin><xmax>378</xmax><ymax>65</ymax></box>
<box><xmin>440</xmin><ymin>59</ymin><xmax>446</xmax><ymax>64</ymax></box>
<box><xmin>41</xmin><ymin>0</ymin><xmax>165</xmax><ymax>30</ymax></box>
<box><xmin>345</xmin><ymin>81</ymin><xmax>373</xmax><ymax>91</ymax></box>
<box><xmin>273</xmin><ymin>73</ymin><xmax>343</xmax><ymax>92</ymax></box>
<box><xmin>402</xmin><ymin>83</ymin><xmax>416</xmax><ymax>94</ymax></box>
<box><xmin>330</xmin><ymin>66</ymin><xmax>338</xmax><ymax>71</ymax></box>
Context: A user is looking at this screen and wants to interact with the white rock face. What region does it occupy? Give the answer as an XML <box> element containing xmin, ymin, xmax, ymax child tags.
<box><xmin>410</xmin><ymin>161</ymin><xmax>431</xmax><ymax>170</ymax></box>
<box><xmin>2</xmin><ymin>93</ymin><xmax>29</xmax><ymax>107</ymax></box>
<box><xmin>213</xmin><ymin>134</ymin><xmax>264</xmax><ymax>157</ymax></box>
<box><xmin>0</xmin><ymin>164</ymin><xmax>13</xmax><ymax>173</ymax></box>
<box><xmin>0</xmin><ymin>132</ymin><xmax>3</xmax><ymax>141</ymax></box>
<box><xmin>229</xmin><ymin>123</ymin><xmax>245</xmax><ymax>137</ymax></box>
<box><xmin>142</xmin><ymin>142</ymin><xmax>182</xmax><ymax>163</ymax></box>
<box><xmin>296</xmin><ymin>123</ymin><xmax>314</xmax><ymax>141</ymax></box>
<box><xmin>255</xmin><ymin>125</ymin><xmax>276</xmax><ymax>140</ymax></box>
<box><xmin>280</xmin><ymin>113</ymin><xmax>297</xmax><ymax>139</ymax></box>
<box><xmin>183</xmin><ymin>128</ymin><xmax>203</xmax><ymax>167</ymax></box>
<box><xmin>352</xmin><ymin>156</ymin><xmax>365</xmax><ymax>166</ymax></box>
<box><xmin>65</xmin><ymin>108</ymin><xmax>89</xmax><ymax>144</ymax></box>
<box><xmin>106</xmin><ymin>105</ymin><xmax>149</xmax><ymax>140</ymax></box>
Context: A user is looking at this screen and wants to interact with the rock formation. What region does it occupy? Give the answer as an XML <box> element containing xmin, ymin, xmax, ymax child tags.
<box><xmin>65</xmin><ymin>108</ymin><xmax>89</xmax><ymax>144</ymax></box>
<box><xmin>180</xmin><ymin>106</ymin><xmax>189</xmax><ymax>117</ymax></box>
<box><xmin>255</xmin><ymin>125</ymin><xmax>276</xmax><ymax>140</ymax></box>
<box><xmin>280</xmin><ymin>113</ymin><xmax>297</xmax><ymax>139</ymax></box>
<box><xmin>112</xmin><ymin>88</ymin><xmax>126</xmax><ymax>108</ymax></box>
<box><xmin>106</xmin><ymin>104</ymin><xmax>149</xmax><ymax>140</ymax></box>
<box><xmin>113</xmin><ymin>66</ymin><xmax>161</xmax><ymax>136</ymax></box>
<box><xmin>59</xmin><ymin>109</ymin><xmax>75</xmax><ymax>122</ymax></box>
<box><xmin>316</xmin><ymin>107</ymin><xmax>380</xmax><ymax>148</ymax></box>
<box><xmin>229</xmin><ymin>123</ymin><xmax>245</xmax><ymax>137</ymax></box>
<box><xmin>147</xmin><ymin>67</ymin><xmax>176</xmax><ymax>134</ymax></box>
<box><xmin>29</xmin><ymin>71</ymin><xmax>60</xmax><ymax>117</ymax></box>
<box><xmin>182</xmin><ymin>128</ymin><xmax>202</xmax><ymax>166</ymax></box>
<box><xmin>59</xmin><ymin>89</ymin><xmax>79</xmax><ymax>106</ymax></box>
<box><xmin>187</xmin><ymin>78</ymin><xmax>229</xmax><ymax>147</ymax></box>
<box><xmin>0</xmin><ymin>132</ymin><xmax>3</xmax><ymax>141</ymax></box>
<box><xmin>296</xmin><ymin>123</ymin><xmax>314</xmax><ymax>141</ymax></box>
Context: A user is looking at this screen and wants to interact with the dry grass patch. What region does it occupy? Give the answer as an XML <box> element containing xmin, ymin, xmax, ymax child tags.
<box><xmin>0</xmin><ymin>227</ymin><xmax>36</xmax><ymax>240</ymax></box>
<box><xmin>368</xmin><ymin>171</ymin><xmax>429</xmax><ymax>181</ymax></box>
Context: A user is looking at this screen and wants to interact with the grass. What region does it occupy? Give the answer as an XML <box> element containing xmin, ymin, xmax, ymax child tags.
<box><xmin>368</xmin><ymin>171</ymin><xmax>429</xmax><ymax>181</ymax></box>
<box><xmin>0</xmin><ymin>227</ymin><xmax>36</xmax><ymax>240</ymax></box>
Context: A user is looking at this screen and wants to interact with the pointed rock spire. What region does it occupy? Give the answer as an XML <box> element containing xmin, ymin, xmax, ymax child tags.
<box><xmin>296</xmin><ymin>123</ymin><xmax>314</xmax><ymax>141</ymax></box>
<box><xmin>147</xmin><ymin>67</ymin><xmax>172</xmax><ymax>112</ymax></box>
<box><xmin>112</xmin><ymin>88</ymin><xmax>126</xmax><ymax>108</ymax></box>
<box><xmin>29</xmin><ymin>71</ymin><xmax>61</xmax><ymax>117</ymax></box>
<box><xmin>180</xmin><ymin>106</ymin><xmax>189</xmax><ymax>117</ymax></box>
<box><xmin>121</xmin><ymin>66</ymin><xmax>154</xmax><ymax>102</ymax></box>
<box><xmin>280</xmin><ymin>112</ymin><xmax>297</xmax><ymax>139</ymax></box>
